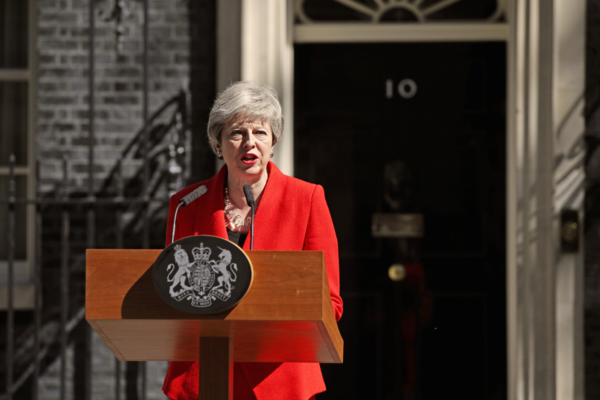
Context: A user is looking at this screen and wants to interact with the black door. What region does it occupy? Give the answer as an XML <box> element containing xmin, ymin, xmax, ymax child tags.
<box><xmin>294</xmin><ymin>42</ymin><xmax>506</xmax><ymax>400</ymax></box>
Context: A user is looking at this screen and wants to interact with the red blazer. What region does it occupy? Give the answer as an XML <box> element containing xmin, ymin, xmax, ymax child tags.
<box><xmin>162</xmin><ymin>162</ymin><xmax>343</xmax><ymax>400</ymax></box>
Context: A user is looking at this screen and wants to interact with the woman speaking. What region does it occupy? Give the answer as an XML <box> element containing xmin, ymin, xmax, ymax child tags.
<box><xmin>162</xmin><ymin>81</ymin><xmax>343</xmax><ymax>400</ymax></box>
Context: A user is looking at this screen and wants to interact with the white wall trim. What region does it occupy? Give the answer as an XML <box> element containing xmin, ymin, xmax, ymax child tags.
<box><xmin>294</xmin><ymin>23</ymin><xmax>509</xmax><ymax>43</ymax></box>
<box><xmin>506</xmin><ymin>0</ymin><xmax>520</xmax><ymax>396</ymax></box>
<box><xmin>0</xmin><ymin>283</ymin><xmax>35</xmax><ymax>309</ymax></box>
<box><xmin>0</xmin><ymin>0</ymin><xmax>37</xmax><ymax>310</ymax></box>
<box><xmin>0</xmin><ymin>69</ymin><xmax>30</xmax><ymax>81</ymax></box>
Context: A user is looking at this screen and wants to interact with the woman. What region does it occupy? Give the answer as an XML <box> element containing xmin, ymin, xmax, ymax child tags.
<box><xmin>162</xmin><ymin>81</ymin><xmax>343</xmax><ymax>400</ymax></box>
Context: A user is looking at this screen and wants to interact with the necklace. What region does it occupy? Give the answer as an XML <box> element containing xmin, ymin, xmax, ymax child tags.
<box><xmin>224</xmin><ymin>187</ymin><xmax>251</xmax><ymax>230</ymax></box>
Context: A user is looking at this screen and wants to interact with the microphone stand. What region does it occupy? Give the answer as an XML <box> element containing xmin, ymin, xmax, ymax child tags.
<box><xmin>243</xmin><ymin>184</ymin><xmax>256</xmax><ymax>250</ymax></box>
<box><xmin>171</xmin><ymin>202</ymin><xmax>183</xmax><ymax>245</ymax></box>
<box><xmin>170</xmin><ymin>185</ymin><xmax>207</xmax><ymax>244</ymax></box>
<box><xmin>250</xmin><ymin>203</ymin><xmax>255</xmax><ymax>250</ymax></box>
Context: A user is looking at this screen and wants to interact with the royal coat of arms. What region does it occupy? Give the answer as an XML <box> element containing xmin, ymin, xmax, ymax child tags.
<box><xmin>168</xmin><ymin>242</ymin><xmax>239</xmax><ymax>307</ymax></box>
<box><xmin>152</xmin><ymin>236</ymin><xmax>253</xmax><ymax>314</ymax></box>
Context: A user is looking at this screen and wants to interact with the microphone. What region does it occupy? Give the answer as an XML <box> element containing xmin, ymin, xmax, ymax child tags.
<box><xmin>243</xmin><ymin>184</ymin><xmax>255</xmax><ymax>250</ymax></box>
<box><xmin>171</xmin><ymin>185</ymin><xmax>207</xmax><ymax>244</ymax></box>
<box><xmin>180</xmin><ymin>185</ymin><xmax>207</xmax><ymax>206</ymax></box>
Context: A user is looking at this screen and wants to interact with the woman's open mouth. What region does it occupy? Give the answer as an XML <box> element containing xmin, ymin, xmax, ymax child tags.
<box><xmin>241</xmin><ymin>153</ymin><xmax>259</xmax><ymax>165</ymax></box>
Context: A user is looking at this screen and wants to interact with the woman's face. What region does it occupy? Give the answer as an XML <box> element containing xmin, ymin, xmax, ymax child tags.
<box><xmin>216</xmin><ymin>113</ymin><xmax>275</xmax><ymax>181</ymax></box>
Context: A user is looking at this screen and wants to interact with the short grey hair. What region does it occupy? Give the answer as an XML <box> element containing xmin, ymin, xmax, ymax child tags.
<box><xmin>207</xmin><ymin>81</ymin><xmax>283</xmax><ymax>154</ymax></box>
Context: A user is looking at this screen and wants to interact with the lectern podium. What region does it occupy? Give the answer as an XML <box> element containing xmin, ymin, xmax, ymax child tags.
<box><xmin>86</xmin><ymin>249</ymin><xmax>343</xmax><ymax>399</ymax></box>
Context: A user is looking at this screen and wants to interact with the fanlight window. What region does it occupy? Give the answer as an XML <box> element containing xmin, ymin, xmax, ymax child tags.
<box><xmin>295</xmin><ymin>0</ymin><xmax>505</xmax><ymax>23</ymax></box>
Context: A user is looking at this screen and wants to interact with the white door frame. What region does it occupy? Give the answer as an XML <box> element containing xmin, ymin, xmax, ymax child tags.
<box><xmin>239</xmin><ymin>1</ymin><xmax>586</xmax><ymax>398</ymax></box>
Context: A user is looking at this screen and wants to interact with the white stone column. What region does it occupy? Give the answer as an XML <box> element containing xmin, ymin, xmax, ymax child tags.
<box><xmin>241</xmin><ymin>0</ymin><xmax>295</xmax><ymax>176</ymax></box>
<box><xmin>215</xmin><ymin>0</ymin><xmax>242</xmax><ymax>173</ymax></box>
<box><xmin>507</xmin><ymin>0</ymin><xmax>585</xmax><ymax>398</ymax></box>
<box><xmin>553</xmin><ymin>0</ymin><xmax>586</xmax><ymax>398</ymax></box>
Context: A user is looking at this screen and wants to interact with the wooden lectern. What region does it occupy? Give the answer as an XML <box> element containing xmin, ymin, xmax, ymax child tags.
<box><xmin>86</xmin><ymin>249</ymin><xmax>343</xmax><ymax>400</ymax></box>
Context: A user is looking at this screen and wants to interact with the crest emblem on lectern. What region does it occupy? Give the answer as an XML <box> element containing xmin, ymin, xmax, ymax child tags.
<box><xmin>167</xmin><ymin>242</ymin><xmax>239</xmax><ymax>306</ymax></box>
<box><xmin>153</xmin><ymin>235</ymin><xmax>253</xmax><ymax>314</ymax></box>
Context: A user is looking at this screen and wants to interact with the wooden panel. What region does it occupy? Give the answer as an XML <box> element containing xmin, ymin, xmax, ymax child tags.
<box><xmin>86</xmin><ymin>250</ymin><xmax>324</xmax><ymax>321</ymax></box>
<box><xmin>199</xmin><ymin>337</ymin><xmax>233</xmax><ymax>400</ymax></box>
<box><xmin>95</xmin><ymin>319</ymin><xmax>333</xmax><ymax>362</ymax></box>
<box><xmin>86</xmin><ymin>249</ymin><xmax>157</xmax><ymax>320</ymax></box>
<box><xmin>86</xmin><ymin>249</ymin><xmax>343</xmax><ymax>363</ymax></box>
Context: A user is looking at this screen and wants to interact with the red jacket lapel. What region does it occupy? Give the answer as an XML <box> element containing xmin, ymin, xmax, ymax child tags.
<box><xmin>192</xmin><ymin>165</ymin><xmax>228</xmax><ymax>239</ymax></box>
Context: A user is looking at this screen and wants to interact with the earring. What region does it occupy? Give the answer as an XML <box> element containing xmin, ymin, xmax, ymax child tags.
<box><xmin>270</xmin><ymin>152</ymin><xmax>274</xmax><ymax>158</ymax></box>
<box><xmin>217</xmin><ymin>151</ymin><xmax>223</xmax><ymax>158</ymax></box>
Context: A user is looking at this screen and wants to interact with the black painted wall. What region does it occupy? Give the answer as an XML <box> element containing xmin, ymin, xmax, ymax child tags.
<box><xmin>188</xmin><ymin>0</ymin><xmax>217</xmax><ymax>184</ymax></box>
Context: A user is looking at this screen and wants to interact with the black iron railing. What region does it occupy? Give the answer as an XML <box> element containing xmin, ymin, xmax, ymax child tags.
<box><xmin>1</xmin><ymin>84</ymin><xmax>189</xmax><ymax>399</ymax></box>
<box><xmin>2</xmin><ymin>0</ymin><xmax>196</xmax><ymax>397</ymax></box>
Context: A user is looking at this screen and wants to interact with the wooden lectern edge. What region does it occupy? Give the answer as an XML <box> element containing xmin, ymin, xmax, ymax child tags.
<box><xmin>88</xmin><ymin>319</ymin><xmax>126</xmax><ymax>361</ymax></box>
<box><xmin>318</xmin><ymin>253</ymin><xmax>344</xmax><ymax>363</ymax></box>
<box><xmin>89</xmin><ymin>317</ymin><xmax>338</xmax><ymax>364</ymax></box>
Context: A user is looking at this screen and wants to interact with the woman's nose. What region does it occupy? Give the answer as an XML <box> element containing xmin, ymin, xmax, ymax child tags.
<box><xmin>243</xmin><ymin>132</ymin><xmax>255</xmax><ymax>148</ymax></box>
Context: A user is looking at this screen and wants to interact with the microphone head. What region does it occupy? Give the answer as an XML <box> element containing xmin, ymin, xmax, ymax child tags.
<box><xmin>243</xmin><ymin>184</ymin><xmax>256</xmax><ymax>207</ymax></box>
<box><xmin>180</xmin><ymin>185</ymin><xmax>207</xmax><ymax>206</ymax></box>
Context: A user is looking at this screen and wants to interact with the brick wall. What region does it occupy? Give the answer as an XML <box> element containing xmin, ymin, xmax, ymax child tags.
<box><xmin>585</xmin><ymin>0</ymin><xmax>600</xmax><ymax>398</ymax></box>
<box><xmin>36</xmin><ymin>0</ymin><xmax>191</xmax><ymax>193</ymax></box>
<box><xmin>32</xmin><ymin>0</ymin><xmax>211</xmax><ymax>398</ymax></box>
